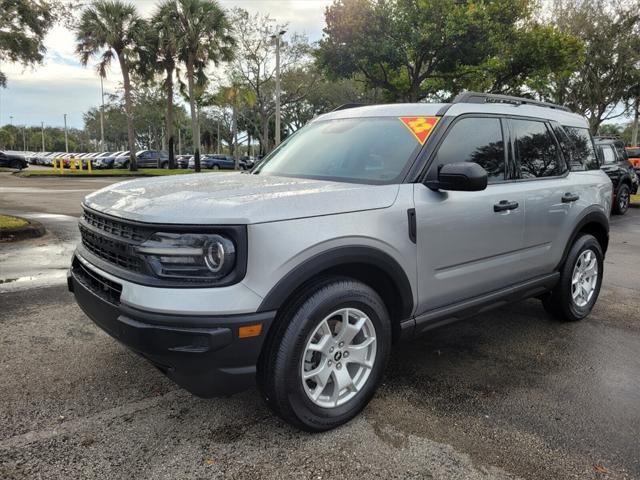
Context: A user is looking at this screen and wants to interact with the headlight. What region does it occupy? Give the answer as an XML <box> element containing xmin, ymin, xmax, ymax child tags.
<box><xmin>136</xmin><ymin>232</ymin><xmax>236</xmax><ymax>281</ymax></box>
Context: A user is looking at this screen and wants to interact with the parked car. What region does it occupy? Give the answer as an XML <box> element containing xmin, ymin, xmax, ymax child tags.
<box><xmin>239</xmin><ymin>156</ymin><xmax>256</xmax><ymax>170</ymax></box>
<box><xmin>93</xmin><ymin>151</ymin><xmax>125</xmax><ymax>169</ymax></box>
<box><xmin>594</xmin><ymin>137</ymin><xmax>639</xmax><ymax>215</ymax></box>
<box><xmin>113</xmin><ymin>150</ymin><xmax>169</xmax><ymax>169</ymax></box>
<box><xmin>188</xmin><ymin>154</ymin><xmax>235</xmax><ymax>170</ymax></box>
<box><xmin>69</xmin><ymin>92</ymin><xmax>612</xmax><ymax>431</ymax></box>
<box><xmin>176</xmin><ymin>154</ymin><xmax>192</xmax><ymax>169</ymax></box>
<box><xmin>0</xmin><ymin>151</ymin><xmax>28</xmax><ymax>170</ymax></box>
<box><xmin>625</xmin><ymin>146</ymin><xmax>640</xmax><ymax>179</ymax></box>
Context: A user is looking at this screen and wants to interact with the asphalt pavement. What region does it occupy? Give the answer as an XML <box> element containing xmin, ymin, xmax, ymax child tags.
<box><xmin>1</xmin><ymin>172</ymin><xmax>639</xmax><ymax>479</ymax></box>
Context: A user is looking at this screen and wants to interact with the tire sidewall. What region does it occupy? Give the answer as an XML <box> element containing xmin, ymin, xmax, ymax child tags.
<box><xmin>275</xmin><ymin>283</ymin><xmax>391</xmax><ymax>430</ymax></box>
<box><xmin>564</xmin><ymin>235</ymin><xmax>604</xmax><ymax>320</ymax></box>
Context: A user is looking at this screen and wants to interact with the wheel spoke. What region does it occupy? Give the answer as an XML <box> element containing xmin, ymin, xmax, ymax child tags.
<box><xmin>337</xmin><ymin>314</ymin><xmax>367</xmax><ymax>346</ymax></box>
<box><xmin>346</xmin><ymin>337</ymin><xmax>375</xmax><ymax>368</ymax></box>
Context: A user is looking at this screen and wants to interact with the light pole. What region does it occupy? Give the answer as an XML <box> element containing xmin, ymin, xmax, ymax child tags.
<box><xmin>64</xmin><ymin>114</ymin><xmax>69</xmax><ymax>153</ymax></box>
<box><xmin>100</xmin><ymin>75</ymin><xmax>106</xmax><ymax>152</ymax></box>
<box><xmin>41</xmin><ymin>122</ymin><xmax>45</xmax><ymax>152</ymax></box>
<box><xmin>9</xmin><ymin>115</ymin><xmax>13</xmax><ymax>125</ymax></box>
<box><xmin>22</xmin><ymin>127</ymin><xmax>26</xmax><ymax>151</ymax></box>
<box><xmin>271</xmin><ymin>29</ymin><xmax>286</xmax><ymax>148</ymax></box>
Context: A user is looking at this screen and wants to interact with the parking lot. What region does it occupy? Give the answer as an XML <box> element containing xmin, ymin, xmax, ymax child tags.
<box><xmin>1</xmin><ymin>171</ymin><xmax>639</xmax><ymax>479</ymax></box>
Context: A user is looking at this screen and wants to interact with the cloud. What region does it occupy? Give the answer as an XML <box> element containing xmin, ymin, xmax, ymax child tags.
<box><xmin>1</xmin><ymin>0</ymin><xmax>332</xmax><ymax>129</ymax></box>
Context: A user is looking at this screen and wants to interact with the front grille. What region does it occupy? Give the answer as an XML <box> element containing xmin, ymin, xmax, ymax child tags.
<box><xmin>72</xmin><ymin>257</ymin><xmax>122</xmax><ymax>305</ymax></box>
<box><xmin>79</xmin><ymin>209</ymin><xmax>147</xmax><ymax>273</ymax></box>
<box><xmin>83</xmin><ymin>209</ymin><xmax>146</xmax><ymax>242</ymax></box>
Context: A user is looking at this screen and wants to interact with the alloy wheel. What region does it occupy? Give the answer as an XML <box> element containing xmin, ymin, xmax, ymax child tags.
<box><xmin>301</xmin><ymin>308</ymin><xmax>377</xmax><ymax>408</ymax></box>
<box><xmin>571</xmin><ymin>249</ymin><xmax>599</xmax><ymax>307</ymax></box>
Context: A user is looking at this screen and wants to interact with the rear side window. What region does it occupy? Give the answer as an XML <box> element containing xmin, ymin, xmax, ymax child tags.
<box><xmin>433</xmin><ymin>117</ymin><xmax>505</xmax><ymax>183</ymax></box>
<box><xmin>511</xmin><ymin>119</ymin><xmax>566</xmax><ymax>178</ymax></box>
<box><xmin>562</xmin><ymin>126</ymin><xmax>599</xmax><ymax>171</ymax></box>
<box><xmin>600</xmin><ymin>145</ymin><xmax>616</xmax><ymax>164</ymax></box>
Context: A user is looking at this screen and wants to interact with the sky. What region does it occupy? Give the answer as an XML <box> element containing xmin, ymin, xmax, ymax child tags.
<box><xmin>0</xmin><ymin>0</ymin><xmax>333</xmax><ymax>129</ymax></box>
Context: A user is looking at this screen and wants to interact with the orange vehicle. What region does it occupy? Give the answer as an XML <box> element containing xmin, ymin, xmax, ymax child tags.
<box><xmin>626</xmin><ymin>146</ymin><xmax>640</xmax><ymax>169</ymax></box>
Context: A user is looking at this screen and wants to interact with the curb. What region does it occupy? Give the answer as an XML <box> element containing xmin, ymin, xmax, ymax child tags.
<box><xmin>0</xmin><ymin>219</ymin><xmax>46</xmax><ymax>241</ymax></box>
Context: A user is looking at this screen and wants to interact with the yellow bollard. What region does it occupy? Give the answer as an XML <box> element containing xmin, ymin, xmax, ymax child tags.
<box><xmin>88</xmin><ymin>159</ymin><xmax>93</xmax><ymax>174</ymax></box>
<box><xmin>79</xmin><ymin>159</ymin><xmax>83</xmax><ymax>172</ymax></box>
<box><xmin>70</xmin><ymin>159</ymin><xmax>76</xmax><ymax>171</ymax></box>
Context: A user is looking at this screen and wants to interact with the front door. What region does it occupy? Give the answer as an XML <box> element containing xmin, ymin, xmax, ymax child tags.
<box><xmin>414</xmin><ymin>116</ymin><xmax>527</xmax><ymax>314</ymax></box>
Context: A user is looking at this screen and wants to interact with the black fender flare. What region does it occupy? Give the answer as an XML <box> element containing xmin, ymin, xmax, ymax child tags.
<box><xmin>556</xmin><ymin>208</ymin><xmax>609</xmax><ymax>270</ymax></box>
<box><xmin>257</xmin><ymin>245</ymin><xmax>414</xmax><ymax>319</ymax></box>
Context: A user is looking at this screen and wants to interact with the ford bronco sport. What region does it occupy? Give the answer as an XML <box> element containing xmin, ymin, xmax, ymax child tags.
<box><xmin>69</xmin><ymin>92</ymin><xmax>612</xmax><ymax>431</ymax></box>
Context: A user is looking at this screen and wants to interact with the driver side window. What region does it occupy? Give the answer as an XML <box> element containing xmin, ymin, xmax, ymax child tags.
<box><xmin>433</xmin><ymin>117</ymin><xmax>506</xmax><ymax>183</ymax></box>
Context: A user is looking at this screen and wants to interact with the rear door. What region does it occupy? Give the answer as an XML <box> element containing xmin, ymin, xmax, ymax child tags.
<box><xmin>414</xmin><ymin>115</ymin><xmax>527</xmax><ymax>313</ymax></box>
<box><xmin>508</xmin><ymin>118</ymin><xmax>582</xmax><ymax>278</ymax></box>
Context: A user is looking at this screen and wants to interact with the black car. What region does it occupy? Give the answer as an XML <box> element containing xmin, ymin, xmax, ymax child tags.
<box><xmin>0</xmin><ymin>151</ymin><xmax>28</xmax><ymax>170</ymax></box>
<box><xmin>188</xmin><ymin>154</ymin><xmax>235</xmax><ymax>170</ymax></box>
<box><xmin>594</xmin><ymin>137</ymin><xmax>639</xmax><ymax>215</ymax></box>
<box><xmin>176</xmin><ymin>154</ymin><xmax>192</xmax><ymax>169</ymax></box>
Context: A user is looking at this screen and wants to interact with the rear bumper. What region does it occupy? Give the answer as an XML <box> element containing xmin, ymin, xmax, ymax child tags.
<box><xmin>68</xmin><ymin>257</ymin><xmax>275</xmax><ymax>397</ymax></box>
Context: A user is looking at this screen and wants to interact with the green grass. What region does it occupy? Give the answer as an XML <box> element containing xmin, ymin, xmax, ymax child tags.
<box><xmin>0</xmin><ymin>214</ymin><xmax>29</xmax><ymax>230</ymax></box>
<box><xmin>16</xmin><ymin>168</ymin><xmax>198</xmax><ymax>177</ymax></box>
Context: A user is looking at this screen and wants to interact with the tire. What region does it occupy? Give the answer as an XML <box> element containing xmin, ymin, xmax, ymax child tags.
<box><xmin>122</xmin><ymin>162</ymin><xmax>129</xmax><ymax>170</ymax></box>
<box><xmin>542</xmin><ymin>234</ymin><xmax>603</xmax><ymax>322</ymax></box>
<box><xmin>258</xmin><ymin>277</ymin><xmax>391</xmax><ymax>431</ymax></box>
<box><xmin>161</xmin><ymin>162</ymin><xmax>169</xmax><ymax>169</ymax></box>
<box><xmin>613</xmin><ymin>183</ymin><xmax>630</xmax><ymax>215</ymax></box>
<box><xmin>10</xmin><ymin>160</ymin><xmax>23</xmax><ymax>170</ymax></box>
<box><xmin>212</xmin><ymin>164</ymin><xmax>220</xmax><ymax>170</ymax></box>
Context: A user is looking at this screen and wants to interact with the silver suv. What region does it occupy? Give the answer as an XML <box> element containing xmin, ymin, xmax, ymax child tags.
<box><xmin>68</xmin><ymin>92</ymin><xmax>612</xmax><ymax>431</ymax></box>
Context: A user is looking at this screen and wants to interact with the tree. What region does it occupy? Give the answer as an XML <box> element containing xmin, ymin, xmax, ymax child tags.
<box><xmin>76</xmin><ymin>1</ymin><xmax>149</xmax><ymax>171</ymax></box>
<box><xmin>228</xmin><ymin>9</ymin><xmax>317</xmax><ymax>155</ymax></box>
<box><xmin>169</xmin><ymin>0</ymin><xmax>235</xmax><ymax>172</ymax></box>
<box><xmin>545</xmin><ymin>0</ymin><xmax>640</xmax><ymax>133</ymax></box>
<box><xmin>316</xmin><ymin>0</ymin><xmax>582</xmax><ymax>102</ymax></box>
<box><xmin>150</xmin><ymin>1</ymin><xmax>179</xmax><ymax>168</ymax></box>
<box><xmin>0</xmin><ymin>0</ymin><xmax>66</xmax><ymax>87</ymax></box>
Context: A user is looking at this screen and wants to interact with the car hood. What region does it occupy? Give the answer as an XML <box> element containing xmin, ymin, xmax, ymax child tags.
<box><xmin>84</xmin><ymin>172</ymin><xmax>399</xmax><ymax>224</ymax></box>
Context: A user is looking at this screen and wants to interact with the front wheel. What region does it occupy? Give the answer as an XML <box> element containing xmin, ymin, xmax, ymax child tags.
<box><xmin>542</xmin><ymin>234</ymin><xmax>603</xmax><ymax>322</ymax></box>
<box><xmin>258</xmin><ymin>278</ymin><xmax>391</xmax><ymax>431</ymax></box>
<box><xmin>613</xmin><ymin>183</ymin><xmax>630</xmax><ymax>215</ymax></box>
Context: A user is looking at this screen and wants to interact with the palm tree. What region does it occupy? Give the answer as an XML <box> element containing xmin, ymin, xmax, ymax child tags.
<box><xmin>170</xmin><ymin>0</ymin><xmax>235</xmax><ymax>172</ymax></box>
<box><xmin>150</xmin><ymin>1</ymin><xmax>178</xmax><ymax>169</ymax></box>
<box><xmin>76</xmin><ymin>1</ymin><xmax>147</xmax><ymax>171</ymax></box>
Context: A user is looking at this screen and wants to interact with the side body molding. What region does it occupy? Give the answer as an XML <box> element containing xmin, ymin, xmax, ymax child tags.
<box><xmin>256</xmin><ymin>245</ymin><xmax>414</xmax><ymax>320</ymax></box>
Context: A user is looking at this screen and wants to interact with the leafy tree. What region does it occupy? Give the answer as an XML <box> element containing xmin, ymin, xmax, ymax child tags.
<box><xmin>168</xmin><ymin>0</ymin><xmax>235</xmax><ymax>172</ymax></box>
<box><xmin>317</xmin><ymin>0</ymin><xmax>581</xmax><ymax>102</ymax></box>
<box><xmin>76</xmin><ymin>1</ymin><xmax>149</xmax><ymax>171</ymax></box>
<box><xmin>228</xmin><ymin>9</ymin><xmax>316</xmax><ymax>155</ymax></box>
<box><xmin>0</xmin><ymin>0</ymin><xmax>67</xmax><ymax>87</ymax></box>
<box><xmin>545</xmin><ymin>0</ymin><xmax>640</xmax><ymax>133</ymax></box>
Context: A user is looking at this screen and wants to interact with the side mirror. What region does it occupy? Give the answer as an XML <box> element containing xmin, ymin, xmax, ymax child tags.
<box><xmin>425</xmin><ymin>162</ymin><xmax>488</xmax><ymax>191</ymax></box>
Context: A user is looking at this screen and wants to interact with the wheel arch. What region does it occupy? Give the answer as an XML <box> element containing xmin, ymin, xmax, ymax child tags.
<box><xmin>257</xmin><ymin>246</ymin><xmax>414</xmax><ymax>343</ymax></box>
<box><xmin>557</xmin><ymin>209</ymin><xmax>609</xmax><ymax>270</ymax></box>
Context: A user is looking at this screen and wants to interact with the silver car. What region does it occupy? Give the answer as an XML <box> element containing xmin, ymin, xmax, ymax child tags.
<box><xmin>68</xmin><ymin>92</ymin><xmax>612</xmax><ymax>431</ymax></box>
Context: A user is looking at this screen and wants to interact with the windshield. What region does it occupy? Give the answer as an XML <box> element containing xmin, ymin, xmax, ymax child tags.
<box><xmin>254</xmin><ymin>117</ymin><xmax>424</xmax><ymax>183</ymax></box>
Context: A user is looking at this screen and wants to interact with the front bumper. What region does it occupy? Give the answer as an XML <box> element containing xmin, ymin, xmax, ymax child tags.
<box><xmin>68</xmin><ymin>256</ymin><xmax>275</xmax><ymax>397</ymax></box>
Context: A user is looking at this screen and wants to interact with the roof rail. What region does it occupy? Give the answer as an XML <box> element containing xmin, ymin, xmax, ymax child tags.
<box><xmin>331</xmin><ymin>103</ymin><xmax>365</xmax><ymax>112</ymax></box>
<box><xmin>453</xmin><ymin>91</ymin><xmax>571</xmax><ymax>112</ymax></box>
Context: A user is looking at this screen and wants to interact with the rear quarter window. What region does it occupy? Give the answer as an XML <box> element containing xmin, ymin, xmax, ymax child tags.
<box><xmin>562</xmin><ymin>126</ymin><xmax>599</xmax><ymax>171</ymax></box>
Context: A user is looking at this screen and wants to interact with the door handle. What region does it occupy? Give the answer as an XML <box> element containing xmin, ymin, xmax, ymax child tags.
<box><xmin>562</xmin><ymin>192</ymin><xmax>580</xmax><ymax>203</ymax></box>
<box><xmin>494</xmin><ymin>200</ymin><xmax>519</xmax><ymax>212</ymax></box>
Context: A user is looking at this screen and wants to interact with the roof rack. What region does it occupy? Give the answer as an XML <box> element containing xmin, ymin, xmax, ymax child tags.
<box><xmin>453</xmin><ymin>91</ymin><xmax>571</xmax><ymax>112</ymax></box>
<box><xmin>331</xmin><ymin>103</ymin><xmax>365</xmax><ymax>112</ymax></box>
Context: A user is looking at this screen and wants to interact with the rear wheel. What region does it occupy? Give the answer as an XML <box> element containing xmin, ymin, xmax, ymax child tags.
<box><xmin>161</xmin><ymin>162</ymin><xmax>169</xmax><ymax>169</ymax></box>
<box><xmin>258</xmin><ymin>278</ymin><xmax>391</xmax><ymax>431</ymax></box>
<box><xmin>212</xmin><ymin>164</ymin><xmax>220</xmax><ymax>170</ymax></box>
<box><xmin>542</xmin><ymin>234</ymin><xmax>603</xmax><ymax>322</ymax></box>
<box><xmin>10</xmin><ymin>160</ymin><xmax>23</xmax><ymax>170</ymax></box>
<box><xmin>613</xmin><ymin>183</ymin><xmax>630</xmax><ymax>215</ymax></box>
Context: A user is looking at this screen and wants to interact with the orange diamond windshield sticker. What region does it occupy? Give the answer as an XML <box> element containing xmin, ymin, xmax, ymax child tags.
<box><xmin>399</xmin><ymin>116</ymin><xmax>440</xmax><ymax>145</ymax></box>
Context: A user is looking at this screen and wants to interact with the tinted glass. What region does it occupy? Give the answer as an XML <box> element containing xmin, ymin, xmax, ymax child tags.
<box><xmin>433</xmin><ymin>117</ymin><xmax>505</xmax><ymax>182</ymax></box>
<box><xmin>562</xmin><ymin>126</ymin><xmax>599</xmax><ymax>170</ymax></box>
<box><xmin>626</xmin><ymin>148</ymin><xmax>640</xmax><ymax>158</ymax></box>
<box><xmin>254</xmin><ymin>117</ymin><xmax>423</xmax><ymax>183</ymax></box>
<box><xmin>512</xmin><ymin>119</ymin><xmax>565</xmax><ymax>178</ymax></box>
